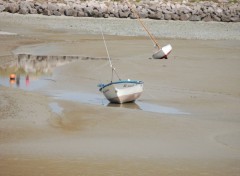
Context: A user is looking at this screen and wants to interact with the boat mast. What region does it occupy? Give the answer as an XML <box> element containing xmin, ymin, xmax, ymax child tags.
<box><xmin>125</xmin><ymin>0</ymin><xmax>161</xmax><ymax>49</ymax></box>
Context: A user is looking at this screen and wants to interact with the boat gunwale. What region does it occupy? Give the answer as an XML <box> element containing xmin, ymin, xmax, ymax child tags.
<box><xmin>99</xmin><ymin>80</ymin><xmax>143</xmax><ymax>91</ymax></box>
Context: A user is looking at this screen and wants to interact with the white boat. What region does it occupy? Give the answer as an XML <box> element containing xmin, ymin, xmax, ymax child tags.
<box><xmin>152</xmin><ymin>44</ymin><xmax>172</xmax><ymax>59</ymax></box>
<box><xmin>99</xmin><ymin>80</ymin><xmax>143</xmax><ymax>104</ymax></box>
<box><xmin>126</xmin><ymin>1</ymin><xmax>172</xmax><ymax>59</ymax></box>
<box><xmin>98</xmin><ymin>29</ymin><xmax>143</xmax><ymax>104</ymax></box>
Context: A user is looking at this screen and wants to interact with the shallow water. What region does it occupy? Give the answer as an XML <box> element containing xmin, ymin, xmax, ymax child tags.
<box><xmin>50</xmin><ymin>90</ymin><xmax>188</xmax><ymax>115</ymax></box>
<box><xmin>0</xmin><ymin>75</ymin><xmax>51</xmax><ymax>91</ymax></box>
<box><xmin>0</xmin><ymin>71</ymin><xmax>188</xmax><ymax>115</ymax></box>
<box><xmin>0</xmin><ymin>52</ymin><xmax>188</xmax><ymax>115</ymax></box>
<box><xmin>49</xmin><ymin>102</ymin><xmax>63</xmax><ymax>115</ymax></box>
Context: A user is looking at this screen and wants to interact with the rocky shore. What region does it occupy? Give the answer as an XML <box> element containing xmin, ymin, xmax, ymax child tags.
<box><xmin>0</xmin><ymin>0</ymin><xmax>239</xmax><ymax>22</ymax></box>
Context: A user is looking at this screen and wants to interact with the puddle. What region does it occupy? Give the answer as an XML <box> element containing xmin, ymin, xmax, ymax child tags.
<box><xmin>50</xmin><ymin>90</ymin><xmax>188</xmax><ymax>115</ymax></box>
<box><xmin>49</xmin><ymin>102</ymin><xmax>63</xmax><ymax>115</ymax></box>
<box><xmin>0</xmin><ymin>53</ymin><xmax>189</xmax><ymax>115</ymax></box>
<box><xmin>0</xmin><ymin>75</ymin><xmax>52</xmax><ymax>91</ymax></box>
<box><xmin>0</xmin><ymin>31</ymin><xmax>17</xmax><ymax>35</ymax></box>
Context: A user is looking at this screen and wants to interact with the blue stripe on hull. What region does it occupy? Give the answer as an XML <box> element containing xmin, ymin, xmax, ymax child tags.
<box><xmin>98</xmin><ymin>80</ymin><xmax>143</xmax><ymax>91</ymax></box>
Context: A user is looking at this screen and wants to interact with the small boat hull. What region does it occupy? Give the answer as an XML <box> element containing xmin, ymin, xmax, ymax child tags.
<box><xmin>99</xmin><ymin>80</ymin><xmax>143</xmax><ymax>104</ymax></box>
<box><xmin>152</xmin><ymin>44</ymin><xmax>172</xmax><ymax>59</ymax></box>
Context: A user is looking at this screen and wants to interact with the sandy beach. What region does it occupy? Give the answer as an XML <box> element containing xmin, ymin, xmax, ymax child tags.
<box><xmin>0</xmin><ymin>13</ymin><xmax>240</xmax><ymax>175</ymax></box>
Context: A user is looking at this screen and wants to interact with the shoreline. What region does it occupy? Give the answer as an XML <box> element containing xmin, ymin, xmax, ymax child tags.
<box><xmin>1</xmin><ymin>12</ymin><xmax>240</xmax><ymax>40</ymax></box>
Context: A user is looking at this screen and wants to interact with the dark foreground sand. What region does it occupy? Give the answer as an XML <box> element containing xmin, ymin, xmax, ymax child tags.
<box><xmin>0</xmin><ymin>13</ymin><xmax>240</xmax><ymax>175</ymax></box>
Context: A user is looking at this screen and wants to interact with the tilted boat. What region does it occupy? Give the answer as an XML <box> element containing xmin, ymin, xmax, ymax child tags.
<box><xmin>98</xmin><ymin>29</ymin><xmax>143</xmax><ymax>104</ymax></box>
<box><xmin>152</xmin><ymin>44</ymin><xmax>172</xmax><ymax>59</ymax></box>
<box><xmin>99</xmin><ymin>80</ymin><xmax>143</xmax><ymax>104</ymax></box>
<box><xmin>126</xmin><ymin>0</ymin><xmax>172</xmax><ymax>59</ymax></box>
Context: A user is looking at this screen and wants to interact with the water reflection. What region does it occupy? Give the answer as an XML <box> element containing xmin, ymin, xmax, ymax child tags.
<box><xmin>107</xmin><ymin>102</ymin><xmax>141</xmax><ymax>110</ymax></box>
<box><xmin>1</xmin><ymin>54</ymin><xmax>97</xmax><ymax>89</ymax></box>
<box><xmin>16</xmin><ymin>54</ymin><xmax>83</xmax><ymax>74</ymax></box>
<box><xmin>8</xmin><ymin>74</ymin><xmax>30</xmax><ymax>88</ymax></box>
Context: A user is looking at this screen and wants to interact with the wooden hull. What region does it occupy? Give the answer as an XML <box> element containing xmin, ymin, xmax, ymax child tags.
<box><xmin>99</xmin><ymin>80</ymin><xmax>143</xmax><ymax>104</ymax></box>
<box><xmin>152</xmin><ymin>44</ymin><xmax>172</xmax><ymax>59</ymax></box>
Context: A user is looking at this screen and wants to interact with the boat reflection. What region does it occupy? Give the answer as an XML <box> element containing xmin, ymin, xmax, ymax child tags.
<box><xmin>107</xmin><ymin>102</ymin><xmax>141</xmax><ymax>110</ymax></box>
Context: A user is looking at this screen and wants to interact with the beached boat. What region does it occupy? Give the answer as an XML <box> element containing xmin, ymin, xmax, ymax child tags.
<box><xmin>99</xmin><ymin>80</ymin><xmax>143</xmax><ymax>104</ymax></box>
<box><xmin>126</xmin><ymin>0</ymin><xmax>172</xmax><ymax>59</ymax></box>
<box><xmin>98</xmin><ymin>29</ymin><xmax>143</xmax><ymax>104</ymax></box>
<box><xmin>152</xmin><ymin>44</ymin><xmax>172</xmax><ymax>59</ymax></box>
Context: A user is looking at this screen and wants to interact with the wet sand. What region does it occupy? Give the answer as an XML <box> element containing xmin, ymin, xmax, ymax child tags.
<box><xmin>1</xmin><ymin>13</ymin><xmax>240</xmax><ymax>175</ymax></box>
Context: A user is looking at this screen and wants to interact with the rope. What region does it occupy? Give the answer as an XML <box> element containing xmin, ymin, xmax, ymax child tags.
<box><xmin>100</xmin><ymin>26</ymin><xmax>112</xmax><ymax>68</ymax></box>
<box><xmin>125</xmin><ymin>0</ymin><xmax>161</xmax><ymax>49</ymax></box>
<box><xmin>100</xmin><ymin>26</ymin><xmax>121</xmax><ymax>82</ymax></box>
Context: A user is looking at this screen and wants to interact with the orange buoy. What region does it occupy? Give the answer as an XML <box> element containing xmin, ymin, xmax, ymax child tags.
<box><xmin>10</xmin><ymin>79</ymin><xmax>16</xmax><ymax>84</ymax></box>
<box><xmin>10</xmin><ymin>74</ymin><xmax>16</xmax><ymax>80</ymax></box>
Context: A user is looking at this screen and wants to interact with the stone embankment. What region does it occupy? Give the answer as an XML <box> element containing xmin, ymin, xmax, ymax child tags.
<box><xmin>0</xmin><ymin>0</ymin><xmax>239</xmax><ymax>22</ymax></box>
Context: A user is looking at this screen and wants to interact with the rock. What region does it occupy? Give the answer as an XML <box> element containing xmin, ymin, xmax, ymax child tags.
<box><xmin>0</xmin><ymin>4</ymin><xmax>5</xmax><ymax>12</ymax></box>
<box><xmin>180</xmin><ymin>13</ymin><xmax>190</xmax><ymax>21</ymax></box>
<box><xmin>53</xmin><ymin>10</ymin><xmax>61</xmax><ymax>16</ymax></box>
<box><xmin>122</xmin><ymin>4</ymin><xmax>129</xmax><ymax>12</ymax></box>
<box><xmin>48</xmin><ymin>3</ymin><xmax>58</xmax><ymax>12</ymax></box>
<box><xmin>162</xmin><ymin>8</ymin><xmax>171</xmax><ymax>14</ymax></box>
<box><xmin>73</xmin><ymin>10</ymin><xmax>78</xmax><ymax>17</ymax></box>
<box><xmin>211</xmin><ymin>14</ymin><xmax>221</xmax><ymax>22</ymax></box>
<box><xmin>178</xmin><ymin>6</ymin><xmax>190</xmax><ymax>14</ymax></box>
<box><xmin>92</xmin><ymin>9</ymin><xmax>100</xmax><ymax>17</ymax></box>
<box><xmin>41</xmin><ymin>3</ymin><xmax>48</xmax><ymax>11</ymax></box>
<box><xmin>215</xmin><ymin>8</ymin><xmax>223</xmax><ymax>16</ymax></box>
<box><xmin>77</xmin><ymin>10</ymin><xmax>85</xmax><ymax>17</ymax></box>
<box><xmin>221</xmin><ymin>14</ymin><xmax>231</xmax><ymax>22</ymax></box>
<box><xmin>139</xmin><ymin>8</ymin><xmax>148</xmax><ymax>18</ymax></box>
<box><xmin>119</xmin><ymin>10</ymin><xmax>129</xmax><ymax>18</ymax></box>
<box><xmin>104</xmin><ymin>13</ymin><xmax>109</xmax><ymax>18</ymax></box>
<box><xmin>149</xmin><ymin>11</ymin><xmax>163</xmax><ymax>19</ymax></box>
<box><xmin>19</xmin><ymin>1</ymin><xmax>32</xmax><ymax>14</ymax></box>
<box><xmin>100</xmin><ymin>3</ymin><xmax>108</xmax><ymax>14</ymax></box>
<box><xmin>113</xmin><ymin>9</ymin><xmax>119</xmax><ymax>18</ymax></box>
<box><xmin>202</xmin><ymin>15</ymin><xmax>213</xmax><ymax>22</ymax></box>
<box><xmin>59</xmin><ymin>7</ymin><xmax>65</xmax><ymax>15</ymax></box>
<box><xmin>230</xmin><ymin>16</ymin><xmax>240</xmax><ymax>22</ymax></box>
<box><xmin>65</xmin><ymin>8</ymin><xmax>74</xmax><ymax>16</ymax></box>
<box><xmin>189</xmin><ymin>14</ymin><xmax>201</xmax><ymax>21</ymax></box>
<box><xmin>164</xmin><ymin>13</ymin><xmax>172</xmax><ymax>20</ymax></box>
<box><xmin>8</xmin><ymin>3</ymin><xmax>19</xmax><ymax>13</ymax></box>
<box><xmin>19</xmin><ymin>1</ymin><xmax>31</xmax><ymax>11</ymax></box>
<box><xmin>34</xmin><ymin>2</ymin><xmax>42</xmax><ymax>8</ymax></box>
<box><xmin>43</xmin><ymin>9</ymin><xmax>51</xmax><ymax>16</ymax></box>
<box><xmin>84</xmin><ymin>6</ymin><xmax>93</xmax><ymax>16</ymax></box>
<box><xmin>19</xmin><ymin>7</ymin><xmax>29</xmax><ymax>14</ymax></box>
<box><xmin>30</xmin><ymin>8</ymin><xmax>37</xmax><ymax>14</ymax></box>
<box><xmin>129</xmin><ymin>12</ymin><xmax>137</xmax><ymax>19</ymax></box>
<box><xmin>64</xmin><ymin>8</ymin><xmax>78</xmax><ymax>17</ymax></box>
<box><xmin>97</xmin><ymin>8</ymin><xmax>105</xmax><ymax>17</ymax></box>
<box><xmin>207</xmin><ymin>6</ymin><xmax>215</xmax><ymax>13</ymax></box>
<box><xmin>171</xmin><ymin>13</ymin><xmax>180</xmax><ymax>20</ymax></box>
<box><xmin>149</xmin><ymin>4</ymin><xmax>157</xmax><ymax>12</ymax></box>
